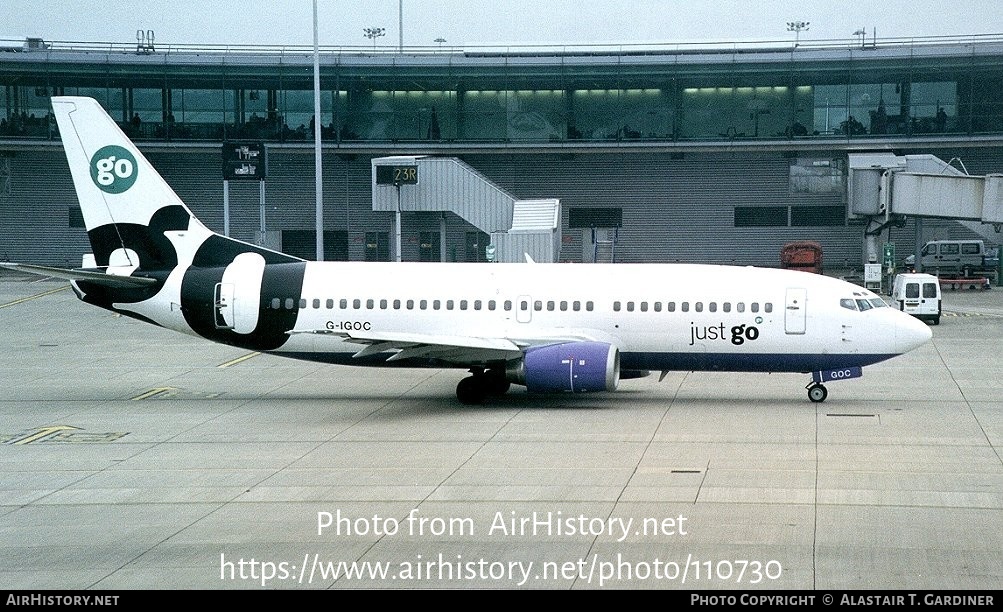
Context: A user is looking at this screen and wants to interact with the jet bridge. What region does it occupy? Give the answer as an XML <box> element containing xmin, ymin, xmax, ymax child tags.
<box><xmin>848</xmin><ymin>153</ymin><xmax>1003</xmax><ymax>267</ymax></box>
<box><xmin>371</xmin><ymin>156</ymin><xmax>561</xmax><ymax>263</ymax></box>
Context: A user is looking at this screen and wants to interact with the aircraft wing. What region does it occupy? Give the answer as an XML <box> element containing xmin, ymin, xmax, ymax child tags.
<box><xmin>287</xmin><ymin>328</ymin><xmax>612</xmax><ymax>363</ymax></box>
<box><xmin>0</xmin><ymin>263</ymin><xmax>158</xmax><ymax>288</ymax></box>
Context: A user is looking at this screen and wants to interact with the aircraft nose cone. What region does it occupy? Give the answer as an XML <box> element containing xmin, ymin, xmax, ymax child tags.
<box><xmin>896</xmin><ymin>312</ymin><xmax>933</xmax><ymax>353</ymax></box>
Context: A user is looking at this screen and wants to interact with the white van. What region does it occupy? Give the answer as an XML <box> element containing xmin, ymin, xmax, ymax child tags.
<box><xmin>891</xmin><ymin>273</ymin><xmax>942</xmax><ymax>325</ymax></box>
<box><xmin>904</xmin><ymin>240</ymin><xmax>999</xmax><ymax>278</ymax></box>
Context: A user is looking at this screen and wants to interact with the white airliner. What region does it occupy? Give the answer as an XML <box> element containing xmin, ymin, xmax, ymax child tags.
<box><xmin>2</xmin><ymin>97</ymin><xmax>933</xmax><ymax>404</ymax></box>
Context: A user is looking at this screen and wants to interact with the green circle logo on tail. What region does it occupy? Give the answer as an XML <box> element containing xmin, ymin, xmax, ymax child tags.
<box><xmin>90</xmin><ymin>145</ymin><xmax>138</xmax><ymax>194</ymax></box>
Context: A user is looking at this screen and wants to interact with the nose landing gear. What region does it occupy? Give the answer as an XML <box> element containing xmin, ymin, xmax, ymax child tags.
<box><xmin>806</xmin><ymin>367</ymin><xmax>862</xmax><ymax>403</ymax></box>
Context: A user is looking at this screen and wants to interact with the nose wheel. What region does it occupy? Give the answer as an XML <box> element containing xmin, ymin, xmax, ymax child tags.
<box><xmin>806</xmin><ymin>382</ymin><xmax>828</xmax><ymax>403</ymax></box>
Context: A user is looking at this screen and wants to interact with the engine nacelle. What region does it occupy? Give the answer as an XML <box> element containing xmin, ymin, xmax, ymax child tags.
<box><xmin>507</xmin><ymin>341</ymin><xmax>620</xmax><ymax>393</ymax></box>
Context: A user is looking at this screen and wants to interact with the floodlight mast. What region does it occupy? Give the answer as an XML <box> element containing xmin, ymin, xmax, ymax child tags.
<box><xmin>364</xmin><ymin>27</ymin><xmax>386</xmax><ymax>51</ymax></box>
<box><xmin>787</xmin><ymin>21</ymin><xmax>810</xmax><ymax>46</ymax></box>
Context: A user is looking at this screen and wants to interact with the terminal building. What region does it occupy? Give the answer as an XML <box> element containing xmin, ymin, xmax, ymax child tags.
<box><xmin>2</xmin><ymin>35</ymin><xmax>1003</xmax><ymax>267</ymax></box>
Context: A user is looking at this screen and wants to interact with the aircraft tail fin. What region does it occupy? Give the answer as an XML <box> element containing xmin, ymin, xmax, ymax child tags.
<box><xmin>50</xmin><ymin>96</ymin><xmax>300</xmax><ymax>273</ymax></box>
<box><xmin>51</xmin><ymin>96</ymin><xmax>209</xmax><ymax>272</ymax></box>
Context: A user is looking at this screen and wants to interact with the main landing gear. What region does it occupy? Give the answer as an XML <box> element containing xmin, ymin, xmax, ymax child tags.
<box><xmin>806</xmin><ymin>382</ymin><xmax>828</xmax><ymax>403</ymax></box>
<box><xmin>456</xmin><ymin>368</ymin><xmax>510</xmax><ymax>405</ymax></box>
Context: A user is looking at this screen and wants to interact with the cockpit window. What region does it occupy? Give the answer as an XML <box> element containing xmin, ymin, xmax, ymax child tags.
<box><xmin>869</xmin><ymin>298</ymin><xmax>888</xmax><ymax>308</ymax></box>
<box><xmin>840</xmin><ymin>298</ymin><xmax>858</xmax><ymax>311</ymax></box>
<box><xmin>855</xmin><ymin>299</ymin><xmax>873</xmax><ymax>311</ymax></box>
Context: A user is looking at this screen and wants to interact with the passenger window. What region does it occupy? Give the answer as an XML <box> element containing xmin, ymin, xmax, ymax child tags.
<box><xmin>271</xmin><ymin>298</ymin><xmax>280</xmax><ymax>310</ymax></box>
<box><xmin>667</xmin><ymin>302</ymin><xmax>676</xmax><ymax>312</ymax></box>
<box><xmin>695</xmin><ymin>302</ymin><xmax>703</xmax><ymax>312</ymax></box>
<box><xmin>940</xmin><ymin>244</ymin><xmax>959</xmax><ymax>255</ymax></box>
<box><xmin>285</xmin><ymin>298</ymin><xmax>294</xmax><ymax>310</ymax></box>
<box><xmin>520</xmin><ymin>300</ymin><xmax>528</xmax><ymax>311</ymax></box>
<box><xmin>640</xmin><ymin>302</ymin><xmax>648</xmax><ymax>312</ymax></box>
<box><xmin>460</xmin><ymin>300</ymin><xmax>468</xmax><ymax>310</ymax></box>
<box><xmin>326</xmin><ymin>299</ymin><xmax>334</xmax><ymax>309</ymax></box>
<box><xmin>709</xmin><ymin>302</ymin><xmax>717</xmax><ymax>313</ymax></box>
<box><xmin>312</xmin><ymin>299</ymin><xmax>320</xmax><ymax>309</ymax></box>
<box><xmin>380</xmin><ymin>299</ymin><xmax>388</xmax><ymax>309</ymax></box>
<box><xmin>681</xmin><ymin>302</ymin><xmax>689</xmax><ymax>312</ymax></box>
<box><xmin>446</xmin><ymin>300</ymin><xmax>454</xmax><ymax>310</ymax></box>
<box><xmin>353</xmin><ymin>299</ymin><xmax>361</xmax><ymax>309</ymax></box>
<box><xmin>614</xmin><ymin>301</ymin><xmax>621</xmax><ymax>312</ymax></box>
<box><xmin>420</xmin><ymin>299</ymin><xmax>427</xmax><ymax>310</ymax></box>
<box><xmin>473</xmin><ymin>300</ymin><xmax>480</xmax><ymax>310</ymax></box>
<box><xmin>340</xmin><ymin>299</ymin><xmax>348</xmax><ymax>309</ymax></box>
<box><xmin>654</xmin><ymin>302</ymin><xmax>662</xmax><ymax>312</ymax></box>
<box><xmin>627</xmin><ymin>302</ymin><xmax>634</xmax><ymax>312</ymax></box>
<box><xmin>488</xmin><ymin>300</ymin><xmax>496</xmax><ymax>311</ymax></box>
<box><xmin>560</xmin><ymin>301</ymin><xmax>568</xmax><ymax>311</ymax></box>
<box><xmin>299</xmin><ymin>299</ymin><xmax>307</xmax><ymax>309</ymax></box>
<box><xmin>366</xmin><ymin>299</ymin><xmax>374</xmax><ymax>309</ymax></box>
<box><xmin>586</xmin><ymin>301</ymin><xmax>594</xmax><ymax>311</ymax></box>
<box><xmin>433</xmin><ymin>300</ymin><xmax>441</xmax><ymax>310</ymax></box>
<box><xmin>572</xmin><ymin>301</ymin><xmax>581</xmax><ymax>311</ymax></box>
<box><xmin>547</xmin><ymin>301</ymin><xmax>555</xmax><ymax>311</ymax></box>
<box><xmin>407</xmin><ymin>299</ymin><xmax>414</xmax><ymax>309</ymax></box>
<box><xmin>764</xmin><ymin>303</ymin><xmax>772</xmax><ymax>313</ymax></box>
<box><xmin>723</xmin><ymin>302</ymin><xmax>731</xmax><ymax>313</ymax></box>
<box><xmin>393</xmin><ymin>299</ymin><xmax>401</xmax><ymax>309</ymax></box>
<box><xmin>737</xmin><ymin>302</ymin><xmax>745</xmax><ymax>313</ymax></box>
<box><xmin>505</xmin><ymin>301</ymin><xmax>513</xmax><ymax>311</ymax></box>
<box><xmin>751</xmin><ymin>303</ymin><xmax>759</xmax><ymax>313</ymax></box>
<box><xmin>534</xmin><ymin>300</ymin><xmax>542</xmax><ymax>311</ymax></box>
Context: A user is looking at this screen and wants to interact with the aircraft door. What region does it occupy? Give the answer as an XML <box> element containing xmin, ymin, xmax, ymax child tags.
<box><xmin>214</xmin><ymin>283</ymin><xmax>235</xmax><ymax>329</ymax></box>
<box><xmin>785</xmin><ymin>288</ymin><xmax>807</xmax><ymax>335</ymax></box>
<box><xmin>516</xmin><ymin>295</ymin><xmax>532</xmax><ymax>323</ymax></box>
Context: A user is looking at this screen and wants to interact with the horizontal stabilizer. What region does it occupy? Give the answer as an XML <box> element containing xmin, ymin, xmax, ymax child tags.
<box><xmin>0</xmin><ymin>262</ymin><xmax>158</xmax><ymax>288</ymax></box>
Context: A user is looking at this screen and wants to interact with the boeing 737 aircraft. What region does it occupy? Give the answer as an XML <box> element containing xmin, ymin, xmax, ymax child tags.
<box><xmin>2</xmin><ymin>97</ymin><xmax>933</xmax><ymax>404</ymax></box>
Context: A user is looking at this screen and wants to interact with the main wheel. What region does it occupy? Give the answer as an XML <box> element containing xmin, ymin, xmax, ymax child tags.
<box><xmin>808</xmin><ymin>383</ymin><xmax>828</xmax><ymax>403</ymax></box>
<box><xmin>482</xmin><ymin>368</ymin><xmax>511</xmax><ymax>396</ymax></box>
<box><xmin>456</xmin><ymin>376</ymin><xmax>487</xmax><ymax>405</ymax></box>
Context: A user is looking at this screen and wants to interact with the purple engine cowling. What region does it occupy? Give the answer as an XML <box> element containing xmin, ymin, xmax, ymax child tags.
<box><xmin>510</xmin><ymin>341</ymin><xmax>620</xmax><ymax>393</ymax></box>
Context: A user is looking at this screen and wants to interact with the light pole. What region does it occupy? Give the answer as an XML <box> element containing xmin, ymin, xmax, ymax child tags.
<box><xmin>313</xmin><ymin>0</ymin><xmax>323</xmax><ymax>261</ymax></box>
<box><xmin>853</xmin><ymin>28</ymin><xmax>866</xmax><ymax>49</ymax></box>
<box><xmin>787</xmin><ymin>21</ymin><xmax>810</xmax><ymax>46</ymax></box>
<box><xmin>364</xmin><ymin>27</ymin><xmax>386</xmax><ymax>52</ymax></box>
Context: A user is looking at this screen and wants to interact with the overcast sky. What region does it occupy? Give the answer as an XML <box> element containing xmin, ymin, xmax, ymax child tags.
<box><xmin>5</xmin><ymin>0</ymin><xmax>1003</xmax><ymax>48</ymax></box>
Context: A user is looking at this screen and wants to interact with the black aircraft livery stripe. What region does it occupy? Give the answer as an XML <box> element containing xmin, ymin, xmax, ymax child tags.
<box><xmin>191</xmin><ymin>234</ymin><xmax>302</xmax><ymax>267</ymax></box>
<box><xmin>87</xmin><ymin>205</ymin><xmax>190</xmax><ymax>272</ymax></box>
<box><xmin>80</xmin><ymin>205</ymin><xmax>193</xmax><ymax>307</ymax></box>
<box><xmin>181</xmin><ymin>261</ymin><xmax>307</xmax><ymax>351</ymax></box>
